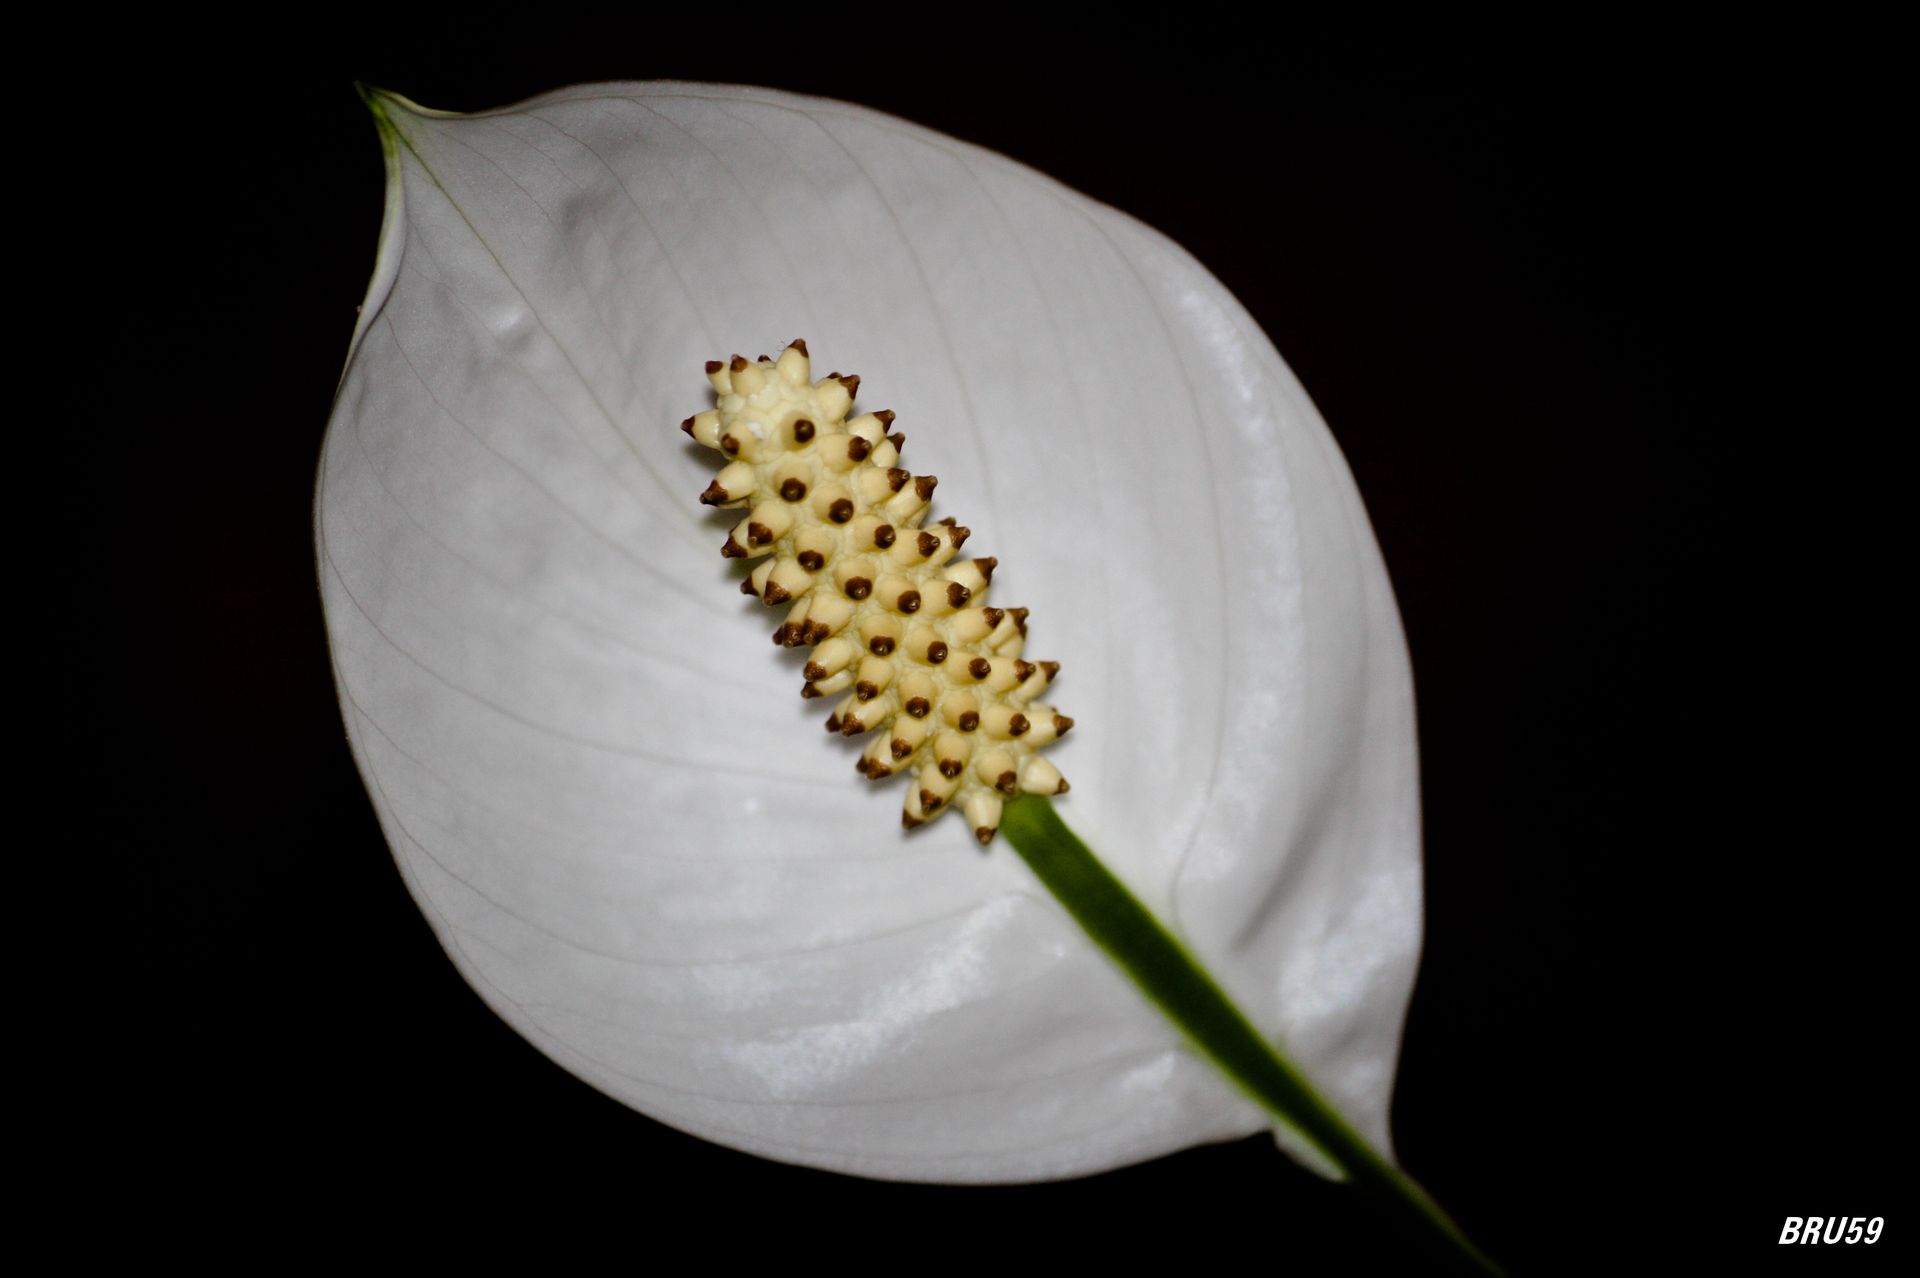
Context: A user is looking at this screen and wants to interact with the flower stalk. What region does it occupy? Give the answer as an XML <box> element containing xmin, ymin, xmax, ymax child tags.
<box><xmin>1003</xmin><ymin>795</ymin><xmax>1502</xmax><ymax>1275</ymax></box>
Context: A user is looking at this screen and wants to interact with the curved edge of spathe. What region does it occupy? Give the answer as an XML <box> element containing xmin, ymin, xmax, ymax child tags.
<box><xmin>336</xmin><ymin>86</ymin><xmax>413</xmax><ymax>383</ymax></box>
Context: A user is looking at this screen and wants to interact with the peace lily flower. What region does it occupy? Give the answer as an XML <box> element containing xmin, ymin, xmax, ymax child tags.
<box><xmin>321</xmin><ymin>81</ymin><xmax>1487</xmax><ymax>1267</ymax></box>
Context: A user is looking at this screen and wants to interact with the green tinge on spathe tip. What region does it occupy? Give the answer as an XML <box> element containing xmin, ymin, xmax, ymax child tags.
<box><xmin>354</xmin><ymin>83</ymin><xmax>399</xmax><ymax>160</ymax></box>
<box><xmin>1000</xmin><ymin>796</ymin><xmax>1502</xmax><ymax>1276</ymax></box>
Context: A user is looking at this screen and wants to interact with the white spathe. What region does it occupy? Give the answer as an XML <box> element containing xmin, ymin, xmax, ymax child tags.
<box><xmin>318</xmin><ymin>82</ymin><xmax>1422</xmax><ymax>1183</ymax></box>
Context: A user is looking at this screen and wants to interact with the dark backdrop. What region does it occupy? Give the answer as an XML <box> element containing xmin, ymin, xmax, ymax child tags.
<box><xmin>102</xmin><ymin>25</ymin><xmax>1899</xmax><ymax>1274</ymax></box>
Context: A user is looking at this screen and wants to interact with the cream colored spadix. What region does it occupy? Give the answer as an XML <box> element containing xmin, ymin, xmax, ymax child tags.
<box><xmin>688</xmin><ymin>342</ymin><xmax>1072</xmax><ymax>844</ymax></box>
<box><xmin>320</xmin><ymin>82</ymin><xmax>1423</xmax><ymax>1183</ymax></box>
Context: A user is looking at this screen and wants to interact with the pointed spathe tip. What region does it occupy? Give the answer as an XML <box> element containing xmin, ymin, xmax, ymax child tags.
<box><xmin>353</xmin><ymin>83</ymin><xmax>460</xmax><ymax>123</ymax></box>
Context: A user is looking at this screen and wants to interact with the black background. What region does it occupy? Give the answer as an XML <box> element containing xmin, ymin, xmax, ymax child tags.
<box><xmin>101</xmin><ymin>23</ymin><xmax>1900</xmax><ymax>1273</ymax></box>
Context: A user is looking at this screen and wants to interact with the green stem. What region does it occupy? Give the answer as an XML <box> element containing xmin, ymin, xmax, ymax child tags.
<box><xmin>1000</xmin><ymin>795</ymin><xmax>1502</xmax><ymax>1276</ymax></box>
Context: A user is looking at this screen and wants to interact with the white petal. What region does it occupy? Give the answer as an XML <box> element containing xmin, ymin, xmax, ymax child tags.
<box><xmin>318</xmin><ymin>82</ymin><xmax>1421</xmax><ymax>1181</ymax></box>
